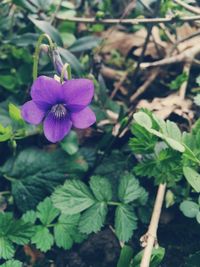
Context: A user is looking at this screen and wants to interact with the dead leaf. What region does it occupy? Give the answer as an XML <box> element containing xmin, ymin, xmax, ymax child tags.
<box><xmin>137</xmin><ymin>93</ymin><xmax>193</xmax><ymax>121</ymax></box>
<box><xmin>101</xmin><ymin>28</ymin><xmax>166</xmax><ymax>58</ymax></box>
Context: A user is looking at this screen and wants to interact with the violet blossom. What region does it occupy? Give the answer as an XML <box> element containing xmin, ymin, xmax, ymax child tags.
<box><xmin>21</xmin><ymin>76</ymin><xmax>96</xmax><ymax>143</ymax></box>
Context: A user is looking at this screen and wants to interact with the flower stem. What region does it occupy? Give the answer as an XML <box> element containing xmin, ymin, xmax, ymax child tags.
<box><xmin>108</xmin><ymin>201</ymin><xmax>120</xmax><ymax>206</ymax></box>
<box><xmin>33</xmin><ymin>33</ymin><xmax>55</xmax><ymax>80</ymax></box>
<box><xmin>60</xmin><ymin>63</ymin><xmax>72</xmax><ymax>82</ymax></box>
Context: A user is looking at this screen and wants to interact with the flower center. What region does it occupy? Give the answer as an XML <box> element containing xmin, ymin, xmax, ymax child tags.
<box><xmin>51</xmin><ymin>104</ymin><xmax>67</xmax><ymax>118</ymax></box>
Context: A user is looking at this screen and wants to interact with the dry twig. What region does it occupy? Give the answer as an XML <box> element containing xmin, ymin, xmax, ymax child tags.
<box><xmin>174</xmin><ymin>0</ymin><xmax>200</xmax><ymax>15</ymax></box>
<box><xmin>130</xmin><ymin>69</ymin><xmax>160</xmax><ymax>102</ymax></box>
<box><xmin>60</xmin><ymin>15</ymin><xmax>200</xmax><ymax>25</ymax></box>
<box><xmin>140</xmin><ymin>184</ymin><xmax>166</xmax><ymax>267</ymax></box>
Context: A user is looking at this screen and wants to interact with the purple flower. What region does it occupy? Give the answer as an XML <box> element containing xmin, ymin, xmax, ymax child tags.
<box><xmin>21</xmin><ymin>76</ymin><xmax>96</xmax><ymax>143</ymax></box>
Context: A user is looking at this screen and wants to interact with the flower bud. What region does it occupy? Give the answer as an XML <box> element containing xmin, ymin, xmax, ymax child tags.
<box><xmin>52</xmin><ymin>48</ymin><xmax>68</xmax><ymax>81</ymax></box>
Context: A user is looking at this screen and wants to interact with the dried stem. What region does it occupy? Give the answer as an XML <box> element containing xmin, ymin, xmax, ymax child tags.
<box><xmin>130</xmin><ymin>69</ymin><xmax>160</xmax><ymax>102</ymax></box>
<box><xmin>174</xmin><ymin>0</ymin><xmax>200</xmax><ymax>15</ymax></box>
<box><xmin>179</xmin><ymin>62</ymin><xmax>191</xmax><ymax>100</ymax></box>
<box><xmin>59</xmin><ymin>15</ymin><xmax>200</xmax><ymax>25</ymax></box>
<box><xmin>140</xmin><ymin>183</ymin><xmax>166</xmax><ymax>267</ymax></box>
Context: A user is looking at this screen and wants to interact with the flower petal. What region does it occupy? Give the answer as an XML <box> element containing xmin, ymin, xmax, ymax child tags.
<box><xmin>31</xmin><ymin>76</ymin><xmax>63</xmax><ymax>105</ymax></box>
<box><xmin>21</xmin><ymin>100</ymin><xmax>45</xmax><ymax>125</ymax></box>
<box><xmin>70</xmin><ymin>107</ymin><xmax>96</xmax><ymax>129</ymax></box>
<box><xmin>62</xmin><ymin>79</ymin><xmax>94</xmax><ymax>111</ymax></box>
<box><xmin>43</xmin><ymin>113</ymin><xmax>72</xmax><ymax>143</ymax></box>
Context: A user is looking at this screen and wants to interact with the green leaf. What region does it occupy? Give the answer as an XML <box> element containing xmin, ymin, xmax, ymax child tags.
<box><xmin>8</xmin><ymin>103</ymin><xmax>24</xmax><ymax>124</ymax></box>
<box><xmin>31</xmin><ymin>226</ymin><xmax>54</xmax><ymax>252</ymax></box>
<box><xmin>129</xmin><ymin>123</ymin><xmax>157</xmax><ymax>154</ymax></box>
<box><xmin>134</xmin><ymin>148</ymin><xmax>182</xmax><ymax>185</ymax></box>
<box><xmin>60</xmin><ymin>131</ymin><xmax>78</xmax><ymax>155</ymax></box>
<box><xmin>58</xmin><ymin>47</ymin><xmax>84</xmax><ymax>77</ymax></box>
<box><xmin>0</xmin><ymin>148</ymin><xmax>87</xmax><ymax>211</ymax></box>
<box><xmin>133</xmin><ymin>112</ymin><xmax>152</xmax><ymax>129</ymax></box>
<box><xmin>54</xmin><ymin>224</ymin><xmax>73</xmax><ymax>249</ymax></box>
<box><xmin>22</xmin><ymin>210</ymin><xmax>37</xmax><ymax>224</ymax></box>
<box><xmin>37</xmin><ymin>197</ymin><xmax>59</xmax><ymax>225</ymax></box>
<box><xmin>132</xmin><ymin>247</ymin><xmax>165</xmax><ymax>267</ymax></box>
<box><xmin>115</xmin><ymin>205</ymin><xmax>137</xmax><ymax>242</ymax></box>
<box><xmin>134</xmin><ymin>111</ymin><xmax>185</xmax><ymax>152</ymax></box>
<box><xmin>69</xmin><ymin>36</ymin><xmax>102</xmax><ymax>52</ymax></box>
<box><xmin>117</xmin><ymin>245</ymin><xmax>134</xmax><ymax>267</ymax></box>
<box><xmin>169</xmin><ymin>72</ymin><xmax>188</xmax><ymax>90</ymax></box>
<box><xmin>0</xmin><ymin>124</ymin><xmax>12</xmax><ymax>142</ymax></box>
<box><xmin>0</xmin><ymin>260</ymin><xmax>22</xmax><ymax>267</ymax></box>
<box><xmin>89</xmin><ymin>176</ymin><xmax>112</xmax><ymax>202</ymax></box>
<box><xmin>0</xmin><ymin>238</ymin><xmax>14</xmax><ymax>260</ymax></box>
<box><xmin>164</xmin><ymin>137</ymin><xmax>185</xmax><ymax>152</ymax></box>
<box><xmin>183</xmin><ymin>167</ymin><xmax>200</xmax><ymax>193</ymax></box>
<box><xmin>28</xmin><ymin>16</ymin><xmax>63</xmax><ymax>46</ymax></box>
<box><xmin>79</xmin><ymin>202</ymin><xmax>108</xmax><ymax>234</ymax></box>
<box><xmin>0</xmin><ymin>213</ymin><xmax>34</xmax><ymax>244</ymax></box>
<box><xmin>54</xmin><ymin>214</ymin><xmax>80</xmax><ymax>249</ymax></box>
<box><xmin>196</xmin><ymin>212</ymin><xmax>200</xmax><ymax>223</ymax></box>
<box><xmin>0</xmin><ymin>213</ymin><xmax>34</xmax><ymax>259</ymax></box>
<box><xmin>118</xmin><ymin>174</ymin><xmax>144</xmax><ymax>204</ymax></box>
<box><xmin>13</xmin><ymin>0</ymin><xmax>38</xmax><ymax>12</ymax></box>
<box><xmin>0</xmin><ymin>75</ymin><xmax>17</xmax><ymax>91</ymax></box>
<box><xmin>52</xmin><ymin>179</ymin><xmax>95</xmax><ymax>215</ymax></box>
<box><xmin>180</xmin><ymin>201</ymin><xmax>199</xmax><ymax>218</ymax></box>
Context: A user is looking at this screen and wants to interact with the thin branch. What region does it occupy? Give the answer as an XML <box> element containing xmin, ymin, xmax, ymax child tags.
<box><xmin>130</xmin><ymin>69</ymin><xmax>159</xmax><ymax>102</ymax></box>
<box><xmin>59</xmin><ymin>15</ymin><xmax>200</xmax><ymax>24</ymax></box>
<box><xmin>128</xmin><ymin>0</ymin><xmax>161</xmax><ymax>97</ymax></box>
<box><xmin>169</xmin><ymin>29</ymin><xmax>200</xmax><ymax>55</ymax></box>
<box><xmin>140</xmin><ymin>183</ymin><xmax>166</xmax><ymax>267</ymax></box>
<box><xmin>174</xmin><ymin>0</ymin><xmax>200</xmax><ymax>15</ymax></box>
<box><xmin>179</xmin><ymin>62</ymin><xmax>191</xmax><ymax>99</ymax></box>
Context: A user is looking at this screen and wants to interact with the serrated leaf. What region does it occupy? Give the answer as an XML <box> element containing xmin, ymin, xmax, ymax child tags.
<box><xmin>0</xmin><ymin>238</ymin><xmax>14</xmax><ymax>260</ymax></box>
<box><xmin>115</xmin><ymin>204</ymin><xmax>137</xmax><ymax>242</ymax></box>
<box><xmin>52</xmin><ymin>179</ymin><xmax>95</xmax><ymax>215</ymax></box>
<box><xmin>22</xmin><ymin>210</ymin><xmax>37</xmax><ymax>224</ymax></box>
<box><xmin>133</xmin><ymin>112</ymin><xmax>152</xmax><ymax>129</ymax></box>
<box><xmin>54</xmin><ymin>213</ymin><xmax>80</xmax><ymax>249</ymax></box>
<box><xmin>89</xmin><ymin>176</ymin><xmax>112</xmax><ymax>202</ymax></box>
<box><xmin>79</xmin><ymin>202</ymin><xmax>108</xmax><ymax>234</ymax></box>
<box><xmin>183</xmin><ymin>167</ymin><xmax>200</xmax><ymax>193</ymax></box>
<box><xmin>118</xmin><ymin>174</ymin><xmax>143</xmax><ymax>204</ymax></box>
<box><xmin>31</xmin><ymin>226</ymin><xmax>54</xmax><ymax>252</ymax></box>
<box><xmin>180</xmin><ymin>201</ymin><xmax>199</xmax><ymax>218</ymax></box>
<box><xmin>129</xmin><ymin>123</ymin><xmax>157</xmax><ymax>154</ymax></box>
<box><xmin>54</xmin><ymin>224</ymin><xmax>73</xmax><ymax>249</ymax></box>
<box><xmin>0</xmin><ymin>148</ymin><xmax>87</xmax><ymax>211</ymax></box>
<box><xmin>0</xmin><ymin>213</ymin><xmax>34</xmax><ymax>259</ymax></box>
<box><xmin>37</xmin><ymin>197</ymin><xmax>59</xmax><ymax>225</ymax></box>
<box><xmin>7</xmin><ymin>220</ymin><xmax>34</xmax><ymax>245</ymax></box>
<box><xmin>0</xmin><ymin>260</ymin><xmax>22</xmax><ymax>267</ymax></box>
